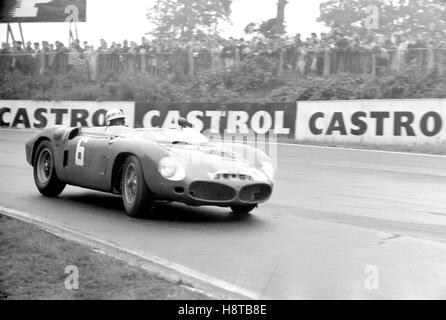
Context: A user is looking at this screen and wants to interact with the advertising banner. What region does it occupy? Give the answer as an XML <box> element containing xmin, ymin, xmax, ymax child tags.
<box><xmin>296</xmin><ymin>99</ymin><xmax>446</xmax><ymax>146</ymax></box>
<box><xmin>135</xmin><ymin>103</ymin><xmax>296</xmax><ymax>138</ymax></box>
<box><xmin>0</xmin><ymin>100</ymin><xmax>135</xmax><ymax>128</ymax></box>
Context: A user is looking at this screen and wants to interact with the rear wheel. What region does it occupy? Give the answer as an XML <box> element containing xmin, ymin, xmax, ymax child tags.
<box><xmin>121</xmin><ymin>155</ymin><xmax>154</xmax><ymax>218</ymax></box>
<box><xmin>230</xmin><ymin>204</ymin><xmax>257</xmax><ymax>215</ymax></box>
<box><xmin>33</xmin><ymin>141</ymin><xmax>66</xmax><ymax>197</ymax></box>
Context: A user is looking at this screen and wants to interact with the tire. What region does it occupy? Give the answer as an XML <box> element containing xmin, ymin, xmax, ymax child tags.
<box><xmin>230</xmin><ymin>204</ymin><xmax>257</xmax><ymax>215</ymax></box>
<box><xmin>33</xmin><ymin>140</ymin><xmax>66</xmax><ymax>197</ymax></box>
<box><xmin>121</xmin><ymin>155</ymin><xmax>154</xmax><ymax>218</ymax></box>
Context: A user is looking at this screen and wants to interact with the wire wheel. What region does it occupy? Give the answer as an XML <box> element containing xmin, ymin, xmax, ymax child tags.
<box><xmin>36</xmin><ymin>148</ymin><xmax>53</xmax><ymax>184</ymax></box>
<box><xmin>124</xmin><ymin>163</ymin><xmax>137</xmax><ymax>204</ymax></box>
<box><xmin>33</xmin><ymin>140</ymin><xmax>66</xmax><ymax>197</ymax></box>
<box><xmin>121</xmin><ymin>155</ymin><xmax>154</xmax><ymax>218</ymax></box>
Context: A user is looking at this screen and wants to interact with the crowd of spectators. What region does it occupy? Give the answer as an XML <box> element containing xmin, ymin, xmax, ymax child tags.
<box><xmin>1</xmin><ymin>25</ymin><xmax>446</xmax><ymax>77</ymax></box>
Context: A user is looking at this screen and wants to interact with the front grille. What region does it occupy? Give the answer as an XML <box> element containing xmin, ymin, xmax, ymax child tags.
<box><xmin>214</xmin><ymin>173</ymin><xmax>253</xmax><ymax>181</ymax></box>
<box><xmin>239</xmin><ymin>184</ymin><xmax>272</xmax><ymax>202</ymax></box>
<box><xmin>189</xmin><ymin>181</ymin><xmax>236</xmax><ymax>201</ymax></box>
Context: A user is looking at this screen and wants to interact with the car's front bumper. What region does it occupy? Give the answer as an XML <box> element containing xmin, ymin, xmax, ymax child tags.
<box><xmin>149</xmin><ymin>178</ymin><xmax>273</xmax><ymax>207</ymax></box>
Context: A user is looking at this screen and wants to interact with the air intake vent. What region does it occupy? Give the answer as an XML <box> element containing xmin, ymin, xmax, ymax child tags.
<box><xmin>239</xmin><ymin>184</ymin><xmax>272</xmax><ymax>202</ymax></box>
<box><xmin>189</xmin><ymin>181</ymin><xmax>236</xmax><ymax>201</ymax></box>
<box><xmin>213</xmin><ymin>173</ymin><xmax>253</xmax><ymax>181</ymax></box>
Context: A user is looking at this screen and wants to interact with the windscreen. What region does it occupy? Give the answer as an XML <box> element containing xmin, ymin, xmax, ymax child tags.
<box><xmin>137</xmin><ymin>128</ymin><xmax>208</xmax><ymax>144</ymax></box>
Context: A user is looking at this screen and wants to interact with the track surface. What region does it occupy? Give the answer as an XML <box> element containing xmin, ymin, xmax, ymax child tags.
<box><xmin>1</xmin><ymin>129</ymin><xmax>446</xmax><ymax>299</ymax></box>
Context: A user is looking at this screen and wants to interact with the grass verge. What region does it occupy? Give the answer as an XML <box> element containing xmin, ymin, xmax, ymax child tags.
<box><xmin>0</xmin><ymin>214</ymin><xmax>209</xmax><ymax>300</ymax></box>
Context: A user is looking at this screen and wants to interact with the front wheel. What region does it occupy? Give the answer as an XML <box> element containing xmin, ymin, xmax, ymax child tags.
<box><xmin>33</xmin><ymin>141</ymin><xmax>66</xmax><ymax>197</ymax></box>
<box><xmin>121</xmin><ymin>155</ymin><xmax>154</xmax><ymax>218</ymax></box>
<box><xmin>230</xmin><ymin>204</ymin><xmax>257</xmax><ymax>215</ymax></box>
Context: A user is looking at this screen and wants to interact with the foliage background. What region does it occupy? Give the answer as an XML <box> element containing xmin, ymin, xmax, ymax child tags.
<box><xmin>1</xmin><ymin>56</ymin><xmax>446</xmax><ymax>103</ymax></box>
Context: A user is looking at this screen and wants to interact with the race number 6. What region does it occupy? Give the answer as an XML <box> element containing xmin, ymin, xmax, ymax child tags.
<box><xmin>75</xmin><ymin>137</ymin><xmax>90</xmax><ymax>166</ymax></box>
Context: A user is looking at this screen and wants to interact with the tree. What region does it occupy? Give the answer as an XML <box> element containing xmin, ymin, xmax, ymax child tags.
<box><xmin>244</xmin><ymin>0</ymin><xmax>288</xmax><ymax>39</ymax></box>
<box><xmin>147</xmin><ymin>0</ymin><xmax>232</xmax><ymax>40</ymax></box>
<box><xmin>318</xmin><ymin>0</ymin><xmax>446</xmax><ymax>36</ymax></box>
<box><xmin>275</xmin><ymin>0</ymin><xmax>288</xmax><ymax>35</ymax></box>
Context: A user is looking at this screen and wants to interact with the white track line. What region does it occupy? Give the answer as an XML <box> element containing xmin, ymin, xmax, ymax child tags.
<box><xmin>272</xmin><ymin>142</ymin><xmax>446</xmax><ymax>158</ymax></box>
<box><xmin>2</xmin><ymin>127</ymin><xmax>445</xmax><ymax>158</ymax></box>
<box><xmin>0</xmin><ymin>206</ymin><xmax>263</xmax><ymax>300</ymax></box>
<box><xmin>231</xmin><ymin>139</ymin><xmax>446</xmax><ymax>158</ymax></box>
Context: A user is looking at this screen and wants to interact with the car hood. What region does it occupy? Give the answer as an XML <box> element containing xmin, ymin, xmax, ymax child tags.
<box><xmin>161</xmin><ymin>143</ymin><xmax>266</xmax><ymax>180</ymax></box>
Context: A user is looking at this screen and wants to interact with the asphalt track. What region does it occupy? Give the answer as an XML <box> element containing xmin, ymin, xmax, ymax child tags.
<box><xmin>1</xmin><ymin>129</ymin><xmax>446</xmax><ymax>299</ymax></box>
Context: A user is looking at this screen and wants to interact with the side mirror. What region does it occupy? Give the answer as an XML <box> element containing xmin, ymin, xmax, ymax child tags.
<box><xmin>178</xmin><ymin>117</ymin><xmax>193</xmax><ymax>128</ymax></box>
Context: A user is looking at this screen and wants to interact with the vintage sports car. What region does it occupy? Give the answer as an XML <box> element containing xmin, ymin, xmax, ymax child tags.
<box><xmin>25</xmin><ymin>119</ymin><xmax>274</xmax><ymax>218</ymax></box>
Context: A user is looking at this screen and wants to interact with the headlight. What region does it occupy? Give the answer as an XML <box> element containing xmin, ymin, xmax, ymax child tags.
<box><xmin>262</xmin><ymin>161</ymin><xmax>274</xmax><ymax>181</ymax></box>
<box><xmin>158</xmin><ymin>157</ymin><xmax>186</xmax><ymax>181</ymax></box>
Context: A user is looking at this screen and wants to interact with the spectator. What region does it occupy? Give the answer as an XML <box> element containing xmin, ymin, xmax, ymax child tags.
<box><xmin>129</xmin><ymin>41</ymin><xmax>138</xmax><ymax>53</ymax></box>
<box><xmin>11</xmin><ymin>41</ymin><xmax>24</xmax><ymax>54</ymax></box>
<box><xmin>433</xmin><ymin>31</ymin><xmax>445</xmax><ymax>48</ymax></box>
<box><xmin>375</xmin><ymin>36</ymin><xmax>391</xmax><ymax>74</ymax></box>
<box><xmin>395</xmin><ymin>33</ymin><xmax>410</xmax><ymax>69</ymax></box>
<box><xmin>122</xmin><ymin>40</ymin><xmax>130</xmax><ymax>53</ymax></box>
<box><xmin>1</xmin><ymin>22</ymin><xmax>445</xmax><ymax>77</ymax></box>
<box><xmin>1</xmin><ymin>42</ymin><xmax>11</xmax><ymax>54</ymax></box>
<box><xmin>33</xmin><ymin>42</ymin><xmax>41</xmax><ymax>54</ymax></box>
<box><xmin>138</xmin><ymin>37</ymin><xmax>150</xmax><ymax>53</ymax></box>
<box><xmin>71</xmin><ymin>39</ymin><xmax>84</xmax><ymax>53</ymax></box>
<box><xmin>283</xmin><ymin>37</ymin><xmax>296</xmax><ymax>69</ymax></box>
<box><xmin>55</xmin><ymin>41</ymin><xmax>68</xmax><ymax>53</ymax></box>
<box><xmin>220</xmin><ymin>38</ymin><xmax>236</xmax><ymax>68</ymax></box>
<box><xmin>312</xmin><ymin>35</ymin><xmax>326</xmax><ymax>75</ymax></box>
<box><xmin>391</xmin><ymin>24</ymin><xmax>405</xmax><ymax>46</ymax></box>
<box><xmin>407</xmin><ymin>33</ymin><xmax>424</xmax><ymax>65</ymax></box>
<box><xmin>97</xmin><ymin>39</ymin><xmax>108</xmax><ymax>53</ymax></box>
<box><xmin>296</xmin><ymin>42</ymin><xmax>308</xmax><ymax>76</ymax></box>
<box><xmin>24</xmin><ymin>41</ymin><xmax>34</xmax><ymax>53</ymax></box>
<box><xmin>41</xmin><ymin>41</ymin><xmax>50</xmax><ymax>53</ymax></box>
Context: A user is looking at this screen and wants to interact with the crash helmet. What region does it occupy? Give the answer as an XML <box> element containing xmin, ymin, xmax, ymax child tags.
<box><xmin>105</xmin><ymin>109</ymin><xmax>125</xmax><ymax>125</ymax></box>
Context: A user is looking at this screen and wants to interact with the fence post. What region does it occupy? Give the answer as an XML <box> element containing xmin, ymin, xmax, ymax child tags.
<box><xmin>235</xmin><ymin>49</ymin><xmax>240</xmax><ymax>68</ymax></box>
<box><xmin>211</xmin><ymin>51</ymin><xmax>215</xmax><ymax>71</ymax></box>
<box><xmin>140</xmin><ymin>52</ymin><xmax>146</xmax><ymax>73</ymax></box>
<box><xmin>323</xmin><ymin>49</ymin><xmax>330</xmax><ymax>76</ymax></box>
<box><xmin>371</xmin><ymin>51</ymin><xmax>376</xmax><ymax>76</ymax></box>
<box><xmin>439</xmin><ymin>49</ymin><xmax>446</xmax><ymax>76</ymax></box>
<box><xmin>91</xmin><ymin>54</ymin><xmax>98</xmax><ymax>81</ymax></box>
<box><xmin>427</xmin><ymin>47</ymin><xmax>435</xmax><ymax>73</ymax></box>
<box><xmin>188</xmin><ymin>51</ymin><xmax>194</xmax><ymax>77</ymax></box>
<box><xmin>39</xmin><ymin>52</ymin><xmax>46</xmax><ymax>75</ymax></box>
<box><xmin>278</xmin><ymin>49</ymin><xmax>284</xmax><ymax>76</ymax></box>
<box><xmin>129</xmin><ymin>54</ymin><xmax>135</xmax><ymax>74</ymax></box>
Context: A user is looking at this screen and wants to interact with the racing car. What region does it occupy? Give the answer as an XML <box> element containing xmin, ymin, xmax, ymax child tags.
<box><xmin>25</xmin><ymin>119</ymin><xmax>274</xmax><ymax>218</ymax></box>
